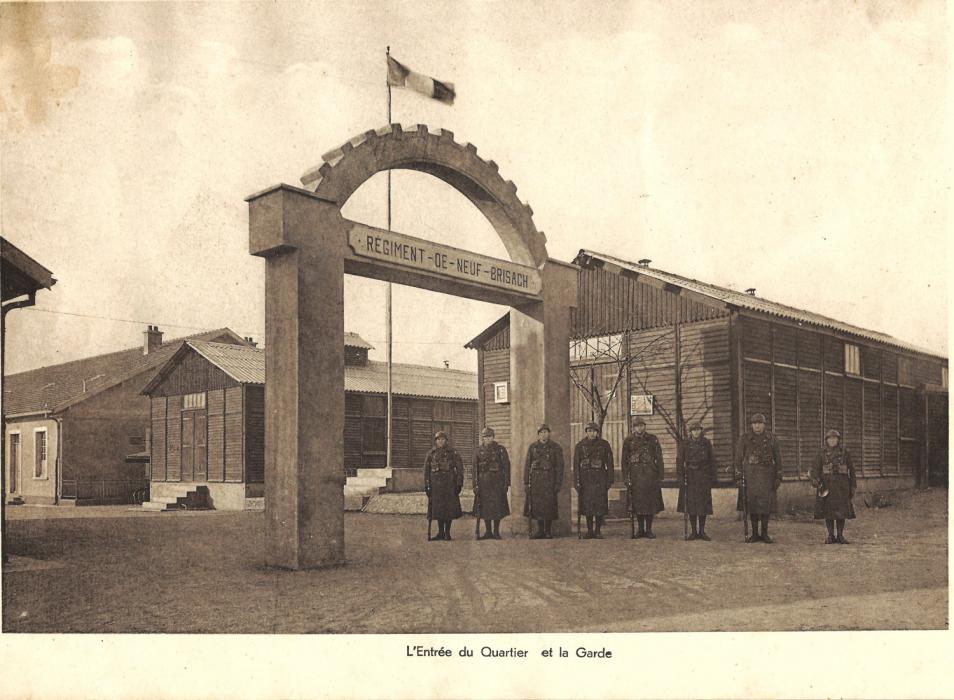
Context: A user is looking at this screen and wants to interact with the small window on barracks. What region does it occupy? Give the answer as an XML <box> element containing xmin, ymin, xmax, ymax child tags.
<box><xmin>183</xmin><ymin>392</ymin><xmax>206</xmax><ymax>410</ymax></box>
<box><xmin>844</xmin><ymin>344</ymin><xmax>861</xmax><ymax>375</ymax></box>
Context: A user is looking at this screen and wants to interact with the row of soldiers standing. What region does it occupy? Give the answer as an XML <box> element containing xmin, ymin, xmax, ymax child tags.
<box><xmin>423</xmin><ymin>413</ymin><xmax>856</xmax><ymax>543</ymax></box>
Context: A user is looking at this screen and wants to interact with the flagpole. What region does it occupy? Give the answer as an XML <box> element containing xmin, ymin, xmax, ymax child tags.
<box><xmin>385</xmin><ymin>46</ymin><xmax>393</xmax><ymax>472</ymax></box>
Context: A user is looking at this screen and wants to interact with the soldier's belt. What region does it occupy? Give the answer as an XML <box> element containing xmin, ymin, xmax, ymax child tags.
<box><xmin>580</xmin><ymin>460</ymin><xmax>605</xmax><ymax>471</ymax></box>
<box><xmin>822</xmin><ymin>464</ymin><xmax>848</xmax><ymax>475</ymax></box>
<box><xmin>530</xmin><ymin>461</ymin><xmax>552</xmax><ymax>471</ymax></box>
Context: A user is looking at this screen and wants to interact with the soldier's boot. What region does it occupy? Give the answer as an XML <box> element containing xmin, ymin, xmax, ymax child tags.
<box><xmin>585</xmin><ymin>515</ymin><xmax>594</xmax><ymax>539</ymax></box>
<box><xmin>493</xmin><ymin>519</ymin><xmax>502</xmax><ymax>539</ymax></box>
<box><xmin>531</xmin><ymin>519</ymin><xmax>546</xmax><ymax>539</ymax></box>
<box><xmin>544</xmin><ymin>519</ymin><xmax>554</xmax><ymax>539</ymax></box>
<box><xmin>836</xmin><ymin>518</ymin><xmax>849</xmax><ymax>544</ymax></box>
<box><xmin>644</xmin><ymin>515</ymin><xmax>656</xmax><ymax>539</ymax></box>
<box><xmin>444</xmin><ymin>521</ymin><xmax>453</xmax><ymax>541</ymax></box>
<box><xmin>746</xmin><ymin>515</ymin><xmax>761</xmax><ymax>542</ymax></box>
<box><xmin>825</xmin><ymin>519</ymin><xmax>836</xmax><ymax>544</ymax></box>
<box><xmin>687</xmin><ymin>515</ymin><xmax>698</xmax><ymax>540</ymax></box>
<box><xmin>635</xmin><ymin>515</ymin><xmax>646</xmax><ymax>538</ymax></box>
<box><xmin>479</xmin><ymin>519</ymin><xmax>493</xmax><ymax>540</ymax></box>
<box><xmin>594</xmin><ymin>516</ymin><xmax>604</xmax><ymax>539</ymax></box>
<box><xmin>760</xmin><ymin>516</ymin><xmax>773</xmax><ymax>544</ymax></box>
<box><xmin>435</xmin><ymin>521</ymin><xmax>446</xmax><ymax>541</ymax></box>
<box><xmin>698</xmin><ymin>516</ymin><xmax>711</xmax><ymax>541</ymax></box>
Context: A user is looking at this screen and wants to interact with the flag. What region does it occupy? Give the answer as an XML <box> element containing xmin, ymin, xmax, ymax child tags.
<box><xmin>387</xmin><ymin>55</ymin><xmax>455</xmax><ymax>105</ymax></box>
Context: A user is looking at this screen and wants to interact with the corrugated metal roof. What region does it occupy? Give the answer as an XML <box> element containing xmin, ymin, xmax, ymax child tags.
<box><xmin>344</xmin><ymin>332</ymin><xmax>374</xmax><ymax>350</ymax></box>
<box><xmin>3</xmin><ymin>328</ymin><xmax>248</xmax><ymax>416</ymax></box>
<box><xmin>168</xmin><ymin>343</ymin><xmax>477</xmax><ymax>400</ymax></box>
<box><xmin>188</xmin><ymin>341</ymin><xmax>265</xmax><ymax>384</ymax></box>
<box><xmin>577</xmin><ymin>249</ymin><xmax>946</xmax><ymax>360</ymax></box>
<box><xmin>345</xmin><ymin>361</ymin><xmax>477</xmax><ymax>400</ymax></box>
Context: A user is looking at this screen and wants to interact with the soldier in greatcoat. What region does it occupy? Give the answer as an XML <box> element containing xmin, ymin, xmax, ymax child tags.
<box><xmin>424</xmin><ymin>431</ymin><xmax>464</xmax><ymax>541</ymax></box>
<box><xmin>523</xmin><ymin>424</ymin><xmax>565</xmax><ymax>539</ymax></box>
<box><xmin>809</xmin><ymin>429</ymin><xmax>857</xmax><ymax>544</ymax></box>
<box><xmin>572</xmin><ymin>422</ymin><xmax>615</xmax><ymax>539</ymax></box>
<box><xmin>621</xmin><ymin>418</ymin><xmax>665</xmax><ymax>539</ymax></box>
<box><xmin>734</xmin><ymin>413</ymin><xmax>783</xmax><ymax>543</ymax></box>
<box><xmin>473</xmin><ymin>427</ymin><xmax>511</xmax><ymax>540</ymax></box>
<box><xmin>677</xmin><ymin>422</ymin><xmax>716</xmax><ymax>541</ymax></box>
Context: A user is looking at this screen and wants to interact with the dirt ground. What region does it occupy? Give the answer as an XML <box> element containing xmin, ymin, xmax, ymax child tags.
<box><xmin>2</xmin><ymin>489</ymin><xmax>947</xmax><ymax>633</ymax></box>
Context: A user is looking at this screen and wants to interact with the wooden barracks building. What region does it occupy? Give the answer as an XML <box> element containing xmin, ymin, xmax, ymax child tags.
<box><xmin>3</xmin><ymin>326</ymin><xmax>251</xmax><ymax>505</ymax></box>
<box><xmin>141</xmin><ymin>333</ymin><xmax>477</xmax><ymax>510</ymax></box>
<box><xmin>466</xmin><ymin>250</ymin><xmax>948</xmax><ymax>510</ymax></box>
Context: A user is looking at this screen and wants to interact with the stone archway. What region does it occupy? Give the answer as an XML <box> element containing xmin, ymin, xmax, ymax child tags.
<box><xmin>247</xmin><ymin>125</ymin><xmax>577</xmax><ymax>569</ymax></box>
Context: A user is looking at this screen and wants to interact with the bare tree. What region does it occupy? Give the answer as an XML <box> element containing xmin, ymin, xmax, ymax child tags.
<box><xmin>569</xmin><ymin>330</ymin><xmax>674</xmax><ymax>433</ymax></box>
<box><xmin>628</xmin><ymin>330</ymin><xmax>712</xmax><ymax>443</ymax></box>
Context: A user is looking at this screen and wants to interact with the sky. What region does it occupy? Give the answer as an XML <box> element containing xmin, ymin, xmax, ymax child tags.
<box><xmin>1</xmin><ymin>1</ymin><xmax>948</xmax><ymax>376</ymax></box>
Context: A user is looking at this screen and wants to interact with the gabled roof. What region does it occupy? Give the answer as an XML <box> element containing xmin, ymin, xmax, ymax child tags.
<box><xmin>464</xmin><ymin>313</ymin><xmax>510</xmax><ymax>349</ymax></box>
<box><xmin>3</xmin><ymin>328</ymin><xmax>248</xmax><ymax>417</ymax></box>
<box><xmin>1</xmin><ymin>237</ymin><xmax>56</xmax><ymax>301</ymax></box>
<box><xmin>575</xmin><ymin>249</ymin><xmax>946</xmax><ymax>360</ymax></box>
<box><xmin>344</xmin><ymin>332</ymin><xmax>374</xmax><ymax>350</ymax></box>
<box><xmin>143</xmin><ymin>342</ymin><xmax>478</xmax><ymax>401</ymax></box>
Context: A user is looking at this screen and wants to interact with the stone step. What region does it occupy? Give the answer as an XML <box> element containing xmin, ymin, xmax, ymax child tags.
<box><xmin>344</xmin><ymin>493</ymin><xmax>370</xmax><ymax>511</ymax></box>
<box><xmin>244</xmin><ymin>497</ymin><xmax>265</xmax><ymax>512</ymax></box>
<box><xmin>344</xmin><ymin>484</ymin><xmax>382</xmax><ymax>498</ymax></box>
<box><xmin>346</xmin><ymin>476</ymin><xmax>389</xmax><ymax>488</ymax></box>
<box><xmin>141</xmin><ymin>501</ymin><xmax>176</xmax><ymax>511</ymax></box>
<box><xmin>355</xmin><ymin>468</ymin><xmax>393</xmax><ymax>479</ymax></box>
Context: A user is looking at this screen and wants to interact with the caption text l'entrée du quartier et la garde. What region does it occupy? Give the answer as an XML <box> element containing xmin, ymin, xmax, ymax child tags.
<box><xmin>406</xmin><ymin>645</ymin><xmax>613</xmax><ymax>659</ymax></box>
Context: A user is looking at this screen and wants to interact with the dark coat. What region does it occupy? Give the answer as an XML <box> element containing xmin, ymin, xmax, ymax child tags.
<box><xmin>734</xmin><ymin>430</ymin><xmax>783</xmax><ymax>515</ymax></box>
<box><xmin>621</xmin><ymin>432</ymin><xmax>665</xmax><ymax>515</ymax></box>
<box><xmin>523</xmin><ymin>439</ymin><xmax>565</xmax><ymax>520</ymax></box>
<box><xmin>473</xmin><ymin>441</ymin><xmax>511</xmax><ymax>520</ymax></box>
<box><xmin>677</xmin><ymin>435</ymin><xmax>716</xmax><ymax>515</ymax></box>
<box><xmin>809</xmin><ymin>445</ymin><xmax>856</xmax><ymax>520</ymax></box>
<box><xmin>572</xmin><ymin>437</ymin><xmax>615</xmax><ymax>517</ymax></box>
<box><xmin>424</xmin><ymin>445</ymin><xmax>464</xmax><ymax>520</ymax></box>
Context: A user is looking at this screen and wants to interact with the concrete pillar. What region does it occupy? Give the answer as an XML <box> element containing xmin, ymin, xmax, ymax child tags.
<box><xmin>248</xmin><ymin>185</ymin><xmax>347</xmax><ymax>569</ymax></box>
<box><xmin>508</xmin><ymin>259</ymin><xmax>577</xmax><ymax>537</ymax></box>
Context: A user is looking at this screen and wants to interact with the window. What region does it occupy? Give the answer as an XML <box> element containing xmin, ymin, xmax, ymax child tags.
<box><xmin>571</xmin><ymin>333</ymin><xmax>624</xmax><ymax>361</ymax></box>
<box><xmin>493</xmin><ymin>381</ymin><xmax>509</xmax><ymax>404</ymax></box>
<box><xmin>844</xmin><ymin>344</ymin><xmax>861</xmax><ymax>375</ymax></box>
<box><xmin>943</xmin><ymin>367</ymin><xmax>948</xmax><ymax>388</ymax></box>
<box><xmin>34</xmin><ymin>428</ymin><xmax>48</xmax><ymax>479</ymax></box>
<box><xmin>183</xmin><ymin>392</ymin><xmax>206</xmax><ymax>410</ymax></box>
<box><xmin>9</xmin><ymin>433</ymin><xmax>20</xmax><ymax>491</ymax></box>
<box><xmin>362</xmin><ymin>395</ymin><xmax>386</xmax><ymax>454</ymax></box>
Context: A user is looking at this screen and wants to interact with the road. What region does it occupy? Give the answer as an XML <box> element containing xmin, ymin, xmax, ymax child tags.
<box><xmin>2</xmin><ymin>489</ymin><xmax>947</xmax><ymax>633</ymax></box>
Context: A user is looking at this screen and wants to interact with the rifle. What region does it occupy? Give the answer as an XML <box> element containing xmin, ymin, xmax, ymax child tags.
<box><xmin>525</xmin><ymin>478</ymin><xmax>534</xmax><ymax>538</ymax></box>
<box><xmin>474</xmin><ymin>485</ymin><xmax>482</xmax><ymax>539</ymax></box>
<box><xmin>426</xmin><ymin>490</ymin><xmax>433</xmax><ymax>541</ymax></box>
<box><xmin>628</xmin><ymin>481</ymin><xmax>635</xmax><ymax>539</ymax></box>
<box><xmin>683</xmin><ymin>463</ymin><xmax>689</xmax><ymax>541</ymax></box>
<box><xmin>740</xmin><ymin>461</ymin><xmax>749</xmax><ymax>542</ymax></box>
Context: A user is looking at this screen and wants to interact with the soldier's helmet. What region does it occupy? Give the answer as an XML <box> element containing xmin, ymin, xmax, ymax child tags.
<box><xmin>750</xmin><ymin>413</ymin><xmax>767</xmax><ymax>424</ymax></box>
<box><xmin>825</xmin><ymin>429</ymin><xmax>841</xmax><ymax>440</ymax></box>
<box><xmin>689</xmin><ymin>422</ymin><xmax>704</xmax><ymax>432</ymax></box>
<box><xmin>632</xmin><ymin>417</ymin><xmax>647</xmax><ymax>427</ymax></box>
<box><xmin>434</xmin><ymin>430</ymin><xmax>448</xmax><ymax>441</ymax></box>
<box><xmin>585</xmin><ymin>422</ymin><xmax>600</xmax><ymax>433</ymax></box>
<box><xmin>480</xmin><ymin>427</ymin><xmax>495</xmax><ymax>438</ymax></box>
<box><xmin>537</xmin><ymin>423</ymin><xmax>551</xmax><ymax>434</ymax></box>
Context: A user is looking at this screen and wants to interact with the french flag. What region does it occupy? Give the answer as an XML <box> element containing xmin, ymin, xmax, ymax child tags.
<box><xmin>387</xmin><ymin>55</ymin><xmax>456</xmax><ymax>106</ymax></box>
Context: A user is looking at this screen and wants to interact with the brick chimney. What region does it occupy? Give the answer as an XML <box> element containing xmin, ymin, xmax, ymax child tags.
<box><xmin>637</xmin><ymin>259</ymin><xmax>652</xmax><ymax>268</ymax></box>
<box><xmin>745</xmin><ymin>288</ymin><xmax>757</xmax><ymax>296</ymax></box>
<box><xmin>244</xmin><ymin>336</ymin><xmax>258</xmax><ymax>348</ymax></box>
<box><xmin>143</xmin><ymin>325</ymin><xmax>163</xmax><ymax>354</ymax></box>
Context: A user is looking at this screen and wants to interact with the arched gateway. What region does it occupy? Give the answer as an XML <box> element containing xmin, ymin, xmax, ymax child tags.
<box><xmin>247</xmin><ymin>125</ymin><xmax>577</xmax><ymax>569</ymax></box>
